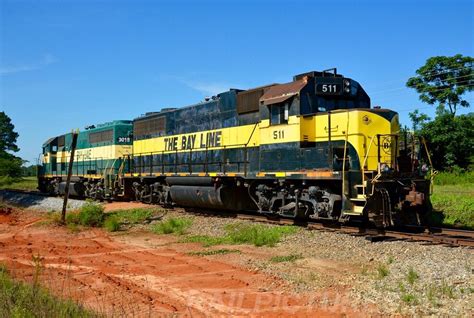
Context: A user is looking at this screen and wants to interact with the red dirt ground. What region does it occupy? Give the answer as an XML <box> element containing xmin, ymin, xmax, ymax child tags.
<box><xmin>0</xmin><ymin>207</ymin><xmax>372</xmax><ymax>317</ymax></box>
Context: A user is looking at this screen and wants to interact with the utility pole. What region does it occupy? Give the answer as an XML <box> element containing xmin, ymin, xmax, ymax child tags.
<box><xmin>61</xmin><ymin>130</ymin><xmax>79</xmax><ymax>224</ymax></box>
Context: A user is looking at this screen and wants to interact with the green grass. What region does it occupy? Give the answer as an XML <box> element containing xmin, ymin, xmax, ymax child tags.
<box><xmin>65</xmin><ymin>201</ymin><xmax>104</xmax><ymax>228</ymax></box>
<box><xmin>151</xmin><ymin>217</ymin><xmax>193</xmax><ymax>235</ymax></box>
<box><xmin>181</xmin><ymin>223</ymin><xmax>298</xmax><ymax>247</ymax></box>
<box><xmin>406</xmin><ymin>268</ymin><xmax>419</xmax><ymax>285</ymax></box>
<box><xmin>103</xmin><ymin>216</ymin><xmax>120</xmax><ymax>232</ymax></box>
<box><xmin>224</xmin><ymin>223</ymin><xmax>298</xmax><ymax>247</ymax></box>
<box><xmin>377</xmin><ymin>264</ymin><xmax>390</xmax><ymax>279</ymax></box>
<box><xmin>102</xmin><ymin>207</ymin><xmax>158</xmax><ymax>231</ymax></box>
<box><xmin>401</xmin><ymin>293</ymin><xmax>418</xmax><ymax>305</ymax></box>
<box><xmin>440</xmin><ymin>281</ymin><xmax>455</xmax><ymax>299</ymax></box>
<box><xmin>430</xmin><ymin>183</ymin><xmax>474</xmax><ymax>229</ymax></box>
<box><xmin>433</xmin><ymin>170</ymin><xmax>474</xmax><ymax>185</ymax></box>
<box><xmin>77</xmin><ymin>201</ymin><xmax>104</xmax><ymax>227</ymax></box>
<box><xmin>181</xmin><ymin>235</ymin><xmax>227</xmax><ymax>247</ymax></box>
<box><xmin>188</xmin><ymin>248</ymin><xmax>241</xmax><ymax>256</ymax></box>
<box><xmin>0</xmin><ymin>264</ymin><xmax>98</xmax><ymax>317</ymax></box>
<box><xmin>108</xmin><ymin>208</ymin><xmax>154</xmax><ymax>224</ymax></box>
<box><xmin>0</xmin><ymin>176</ymin><xmax>38</xmax><ymax>191</ymax></box>
<box><xmin>270</xmin><ymin>253</ymin><xmax>303</xmax><ymax>263</ymax></box>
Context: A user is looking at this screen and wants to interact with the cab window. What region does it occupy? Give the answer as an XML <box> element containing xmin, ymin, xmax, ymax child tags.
<box><xmin>270</xmin><ymin>103</ymin><xmax>289</xmax><ymax>125</ymax></box>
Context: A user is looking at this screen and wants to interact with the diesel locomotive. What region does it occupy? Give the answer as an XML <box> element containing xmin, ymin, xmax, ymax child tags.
<box><xmin>38</xmin><ymin>69</ymin><xmax>432</xmax><ymax>227</ymax></box>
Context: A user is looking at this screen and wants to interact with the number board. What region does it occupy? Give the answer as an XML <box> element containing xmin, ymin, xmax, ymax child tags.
<box><xmin>315</xmin><ymin>78</ymin><xmax>344</xmax><ymax>96</ymax></box>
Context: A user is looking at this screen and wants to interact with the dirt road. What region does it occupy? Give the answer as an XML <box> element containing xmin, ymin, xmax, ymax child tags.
<box><xmin>0</xmin><ymin>208</ymin><xmax>366</xmax><ymax>317</ymax></box>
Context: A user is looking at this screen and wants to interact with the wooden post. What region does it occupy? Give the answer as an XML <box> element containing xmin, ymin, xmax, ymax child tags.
<box><xmin>61</xmin><ymin>131</ymin><xmax>79</xmax><ymax>224</ymax></box>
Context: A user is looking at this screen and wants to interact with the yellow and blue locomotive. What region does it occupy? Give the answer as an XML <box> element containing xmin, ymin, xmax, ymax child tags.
<box><xmin>38</xmin><ymin>70</ymin><xmax>432</xmax><ymax>227</ymax></box>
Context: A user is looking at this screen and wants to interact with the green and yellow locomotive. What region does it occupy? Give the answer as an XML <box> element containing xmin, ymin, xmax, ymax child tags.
<box><xmin>38</xmin><ymin>70</ymin><xmax>432</xmax><ymax>227</ymax></box>
<box><xmin>38</xmin><ymin>120</ymin><xmax>133</xmax><ymax>198</ymax></box>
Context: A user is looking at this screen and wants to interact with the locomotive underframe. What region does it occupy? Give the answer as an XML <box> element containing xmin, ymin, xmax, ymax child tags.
<box><xmin>38</xmin><ymin>170</ymin><xmax>432</xmax><ymax>228</ymax></box>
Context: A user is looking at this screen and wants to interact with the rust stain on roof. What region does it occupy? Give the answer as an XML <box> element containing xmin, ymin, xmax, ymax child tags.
<box><xmin>259</xmin><ymin>78</ymin><xmax>308</xmax><ymax>106</ymax></box>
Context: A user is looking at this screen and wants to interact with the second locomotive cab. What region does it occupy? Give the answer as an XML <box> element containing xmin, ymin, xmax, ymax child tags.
<box><xmin>38</xmin><ymin>69</ymin><xmax>433</xmax><ymax>228</ymax></box>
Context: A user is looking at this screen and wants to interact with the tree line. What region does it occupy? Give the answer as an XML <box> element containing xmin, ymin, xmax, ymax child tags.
<box><xmin>406</xmin><ymin>54</ymin><xmax>473</xmax><ymax>171</ymax></box>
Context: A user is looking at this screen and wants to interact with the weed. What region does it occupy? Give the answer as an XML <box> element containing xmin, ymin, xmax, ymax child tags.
<box><xmin>180</xmin><ymin>235</ymin><xmax>227</xmax><ymax>247</ymax></box>
<box><xmin>426</xmin><ymin>285</ymin><xmax>437</xmax><ymax>304</ymax></box>
<box><xmin>110</xmin><ymin>208</ymin><xmax>155</xmax><ymax>224</ymax></box>
<box><xmin>77</xmin><ymin>202</ymin><xmax>104</xmax><ymax>227</ymax></box>
<box><xmin>401</xmin><ymin>293</ymin><xmax>418</xmax><ymax>305</ymax></box>
<box><xmin>440</xmin><ymin>281</ymin><xmax>455</xmax><ymax>299</ymax></box>
<box><xmin>387</xmin><ymin>256</ymin><xmax>395</xmax><ymax>264</ymax></box>
<box><xmin>225</xmin><ymin>223</ymin><xmax>297</xmax><ymax>247</ymax></box>
<box><xmin>66</xmin><ymin>211</ymin><xmax>80</xmax><ymax>225</ymax></box>
<box><xmin>0</xmin><ymin>264</ymin><xmax>97</xmax><ymax>317</ymax></box>
<box><xmin>104</xmin><ymin>216</ymin><xmax>120</xmax><ymax>232</ymax></box>
<box><xmin>180</xmin><ymin>223</ymin><xmax>297</xmax><ymax>247</ymax></box>
<box><xmin>152</xmin><ymin>217</ymin><xmax>192</xmax><ymax>235</ymax></box>
<box><xmin>270</xmin><ymin>254</ymin><xmax>303</xmax><ymax>263</ymax></box>
<box><xmin>188</xmin><ymin>249</ymin><xmax>240</xmax><ymax>256</ymax></box>
<box><xmin>407</xmin><ymin>267</ymin><xmax>419</xmax><ymax>285</ymax></box>
<box><xmin>377</xmin><ymin>264</ymin><xmax>389</xmax><ymax>278</ymax></box>
<box><xmin>398</xmin><ymin>282</ymin><xmax>406</xmax><ymax>293</ymax></box>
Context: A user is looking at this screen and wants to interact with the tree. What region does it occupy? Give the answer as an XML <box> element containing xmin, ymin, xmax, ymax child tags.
<box><xmin>408</xmin><ymin>109</ymin><xmax>430</xmax><ymax>132</ymax></box>
<box><xmin>406</xmin><ymin>54</ymin><xmax>473</xmax><ymax>116</ymax></box>
<box><xmin>0</xmin><ymin>111</ymin><xmax>19</xmax><ymax>153</ymax></box>
<box><xmin>420</xmin><ymin>113</ymin><xmax>474</xmax><ymax>170</ymax></box>
<box><xmin>0</xmin><ymin>111</ymin><xmax>22</xmax><ymax>179</ymax></box>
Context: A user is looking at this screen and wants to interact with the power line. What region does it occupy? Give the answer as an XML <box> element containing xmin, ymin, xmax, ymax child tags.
<box><xmin>409</xmin><ymin>65</ymin><xmax>473</xmax><ymax>78</ymax></box>
<box><xmin>370</xmin><ymin>74</ymin><xmax>474</xmax><ymax>96</ymax></box>
<box><xmin>366</xmin><ymin>65</ymin><xmax>473</xmax><ymax>91</ymax></box>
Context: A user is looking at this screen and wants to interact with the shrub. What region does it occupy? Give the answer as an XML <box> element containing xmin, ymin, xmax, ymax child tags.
<box><xmin>78</xmin><ymin>202</ymin><xmax>104</xmax><ymax>227</ymax></box>
<box><xmin>65</xmin><ymin>212</ymin><xmax>80</xmax><ymax>225</ymax></box>
<box><xmin>104</xmin><ymin>216</ymin><xmax>120</xmax><ymax>232</ymax></box>
<box><xmin>152</xmin><ymin>217</ymin><xmax>192</xmax><ymax>235</ymax></box>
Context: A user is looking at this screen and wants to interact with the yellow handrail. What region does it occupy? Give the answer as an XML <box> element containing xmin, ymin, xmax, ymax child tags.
<box><xmin>361</xmin><ymin>136</ymin><xmax>376</xmax><ymax>196</ymax></box>
<box><xmin>342</xmin><ymin>111</ymin><xmax>349</xmax><ymax>203</ymax></box>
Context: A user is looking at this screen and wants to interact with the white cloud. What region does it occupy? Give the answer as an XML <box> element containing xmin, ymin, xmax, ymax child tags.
<box><xmin>183</xmin><ymin>81</ymin><xmax>233</xmax><ymax>96</ymax></box>
<box><xmin>0</xmin><ymin>54</ymin><xmax>58</xmax><ymax>75</ymax></box>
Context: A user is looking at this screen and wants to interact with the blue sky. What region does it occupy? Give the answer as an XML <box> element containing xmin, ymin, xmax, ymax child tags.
<box><xmin>1</xmin><ymin>0</ymin><xmax>473</xmax><ymax>164</ymax></box>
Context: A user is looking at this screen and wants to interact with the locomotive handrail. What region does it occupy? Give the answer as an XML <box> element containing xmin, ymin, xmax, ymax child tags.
<box><xmin>342</xmin><ymin>111</ymin><xmax>349</xmax><ymax>209</ymax></box>
<box><xmin>361</xmin><ymin>135</ymin><xmax>375</xmax><ymax>196</ymax></box>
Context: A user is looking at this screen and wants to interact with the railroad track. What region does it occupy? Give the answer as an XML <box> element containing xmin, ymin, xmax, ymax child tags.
<box><xmin>2</xmin><ymin>188</ymin><xmax>474</xmax><ymax>248</ymax></box>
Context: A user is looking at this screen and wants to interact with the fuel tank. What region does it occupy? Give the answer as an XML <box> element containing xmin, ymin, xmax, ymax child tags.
<box><xmin>169</xmin><ymin>185</ymin><xmax>256</xmax><ymax>211</ymax></box>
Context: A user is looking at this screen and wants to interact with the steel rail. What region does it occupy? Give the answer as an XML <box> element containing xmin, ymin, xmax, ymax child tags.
<box><xmin>1</xmin><ymin>189</ymin><xmax>473</xmax><ymax>248</ymax></box>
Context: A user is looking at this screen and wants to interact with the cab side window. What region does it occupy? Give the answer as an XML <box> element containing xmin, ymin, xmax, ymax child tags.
<box><xmin>270</xmin><ymin>103</ymin><xmax>289</xmax><ymax>125</ymax></box>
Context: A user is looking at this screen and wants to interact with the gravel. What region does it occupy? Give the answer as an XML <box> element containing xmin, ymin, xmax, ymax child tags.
<box><xmin>0</xmin><ymin>190</ymin><xmax>85</xmax><ymax>212</ymax></box>
<box><xmin>158</xmin><ymin>209</ymin><xmax>474</xmax><ymax>317</ymax></box>
<box><xmin>1</xmin><ymin>195</ymin><xmax>472</xmax><ymax>316</ymax></box>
